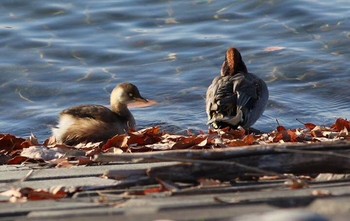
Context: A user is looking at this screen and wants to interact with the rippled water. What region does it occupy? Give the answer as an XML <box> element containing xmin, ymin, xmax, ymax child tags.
<box><xmin>0</xmin><ymin>0</ymin><xmax>349</xmax><ymax>140</ymax></box>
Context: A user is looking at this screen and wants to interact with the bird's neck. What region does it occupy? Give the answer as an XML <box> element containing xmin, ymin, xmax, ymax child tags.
<box><xmin>111</xmin><ymin>102</ymin><xmax>131</xmax><ymax>117</ymax></box>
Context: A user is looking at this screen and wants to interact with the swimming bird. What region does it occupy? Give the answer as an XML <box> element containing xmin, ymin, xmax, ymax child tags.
<box><xmin>52</xmin><ymin>83</ymin><xmax>148</xmax><ymax>145</ymax></box>
<box><xmin>206</xmin><ymin>48</ymin><xmax>268</xmax><ymax>130</ymax></box>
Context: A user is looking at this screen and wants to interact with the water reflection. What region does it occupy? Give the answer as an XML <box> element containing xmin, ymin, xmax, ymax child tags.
<box><xmin>0</xmin><ymin>0</ymin><xmax>349</xmax><ymax>140</ymax></box>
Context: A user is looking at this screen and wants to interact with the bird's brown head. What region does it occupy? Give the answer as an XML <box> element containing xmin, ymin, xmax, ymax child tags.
<box><xmin>220</xmin><ymin>48</ymin><xmax>248</xmax><ymax>76</ymax></box>
<box><xmin>111</xmin><ymin>83</ymin><xmax>148</xmax><ymax>105</ymax></box>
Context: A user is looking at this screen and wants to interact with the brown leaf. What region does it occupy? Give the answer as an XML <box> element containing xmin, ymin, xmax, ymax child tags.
<box><xmin>27</xmin><ymin>189</ymin><xmax>67</xmax><ymax>201</ymax></box>
<box><xmin>102</xmin><ymin>134</ymin><xmax>128</xmax><ymax>152</ymax></box>
<box><xmin>284</xmin><ymin>178</ymin><xmax>309</xmax><ymax>189</ymax></box>
<box><xmin>7</xmin><ymin>156</ymin><xmax>29</xmax><ymax>164</ymax></box>
<box><xmin>127</xmin><ymin>133</ymin><xmax>147</xmax><ymax>146</ymax></box>
<box><xmin>286</xmin><ymin>130</ymin><xmax>300</xmax><ymax>142</ymax></box>
<box><xmin>171</xmin><ymin>136</ymin><xmax>207</xmax><ymax>149</ymax></box>
<box><xmin>55</xmin><ymin>159</ymin><xmax>74</xmax><ymax>168</ymax></box>
<box><xmin>273</xmin><ymin>129</ymin><xmax>299</xmax><ymax>143</ymax></box>
<box><xmin>226</xmin><ymin>140</ymin><xmax>247</xmax><ymax>147</ymax></box>
<box><xmin>310</xmin><ymin>126</ymin><xmax>323</xmax><ymax>138</ymax></box>
<box><xmin>19</xmin><ymin>141</ymin><xmax>32</xmax><ymax>149</ymax></box>
<box><xmin>277</xmin><ymin>125</ymin><xmax>286</xmax><ymax>132</ymax></box>
<box><xmin>23</xmin><ymin>133</ymin><xmax>40</xmax><ymax>147</ymax></box>
<box><xmin>143</xmin><ymin>185</ymin><xmax>168</xmax><ymax>195</ymax></box>
<box><xmin>76</xmin><ymin>156</ymin><xmax>94</xmax><ymax>165</ymax></box>
<box><xmin>162</xmin><ymin>134</ymin><xmax>186</xmax><ymax>143</ymax></box>
<box><xmin>242</xmin><ymin>134</ymin><xmax>256</xmax><ymax>145</ymax></box>
<box><xmin>44</xmin><ymin>136</ymin><xmax>57</xmax><ymax>146</ymax></box>
<box><xmin>211</xmin><ymin>127</ymin><xmax>246</xmax><ymax>140</ymax></box>
<box><xmin>1</xmin><ymin>187</ymin><xmax>67</xmax><ymax>202</ymax></box>
<box><xmin>86</xmin><ymin>147</ymin><xmax>102</xmax><ymax>157</ymax></box>
<box><xmin>0</xmin><ymin>134</ymin><xmax>26</xmax><ymax>154</ymax></box>
<box><xmin>128</xmin><ymin>127</ymin><xmax>162</xmax><ymax>146</ymax></box>
<box><xmin>304</xmin><ymin>123</ymin><xmax>316</xmax><ymax>130</ymax></box>
<box><xmin>137</xmin><ymin>126</ymin><xmax>162</xmax><ymax>136</ymax></box>
<box><xmin>332</xmin><ymin>118</ymin><xmax>350</xmax><ymax>132</ymax></box>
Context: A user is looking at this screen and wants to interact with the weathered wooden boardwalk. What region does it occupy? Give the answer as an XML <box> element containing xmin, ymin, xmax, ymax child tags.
<box><xmin>1</xmin><ymin>162</ymin><xmax>349</xmax><ymax>221</ymax></box>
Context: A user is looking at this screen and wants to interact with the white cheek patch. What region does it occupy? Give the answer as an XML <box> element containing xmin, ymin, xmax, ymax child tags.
<box><xmin>115</xmin><ymin>88</ymin><xmax>124</xmax><ymax>98</ymax></box>
<box><xmin>111</xmin><ymin>87</ymin><xmax>127</xmax><ymax>104</ymax></box>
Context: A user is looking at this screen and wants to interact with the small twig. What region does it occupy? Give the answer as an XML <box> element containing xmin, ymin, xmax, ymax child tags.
<box><xmin>0</xmin><ymin>169</ymin><xmax>35</xmax><ymax>191</ymax></box>
<box><xmin>19</xmin><ymin>169</ymin><xmax>35</xmax><ymax>182</ymax></box>
<box><xmin>276</xmin><ymin>119</ymin><xmax>281</xmax><ymax>126</ymax></box>
<box><xmin>296</xmin><ymin>118</ymin><xmax>305</xmax><ymax>125</ymax></box>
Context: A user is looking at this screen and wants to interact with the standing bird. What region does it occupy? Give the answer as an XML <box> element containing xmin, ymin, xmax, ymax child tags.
<box><xmin>52</xmin><ymin>83</ymin><xmax>148</xmax><ymax>145</ymax></box>
<box><xmin>206</xmin><ymin>48</ymin><xmax>268</xmax><ymax>130</ymax></box>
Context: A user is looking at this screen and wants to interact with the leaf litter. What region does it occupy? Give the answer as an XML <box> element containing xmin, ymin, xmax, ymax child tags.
<box><xmin>1</xmin><ymin>118</ymin><xmax>349</xmax><ymax>166</ymax></box>
<box><xmin>0</xmin><ymin>118</ymin><xmax>349</xmax><ymax>202</ymax></box>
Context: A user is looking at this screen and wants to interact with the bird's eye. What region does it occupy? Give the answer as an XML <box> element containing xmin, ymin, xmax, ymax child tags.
<box><xmin>128</xmin><ymin>93</ymin><xmax>134</xmax><ymax>97</ymax></box>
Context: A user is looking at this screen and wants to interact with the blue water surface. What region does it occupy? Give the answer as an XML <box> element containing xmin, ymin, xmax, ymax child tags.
<box><xmin>0</xmin><ymin>0</ymin><xmax>349</xmax><ymax>140</ymax></box>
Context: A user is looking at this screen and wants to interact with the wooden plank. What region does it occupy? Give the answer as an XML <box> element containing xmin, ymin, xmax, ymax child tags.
<box><xmin>94</xmin><ymin>141</ymin><xmax>350</xmax><ymax>163</ymax></box>
<box><xmin>2</xmin><ymin>177</ymin><xmax>117</xmax><ymax>191</ymax></box>
<box><xmin>94</xmin><ymin>141</ymin><xmax>350</xmax><ymax>182</ymax></box>
<box><xmin>0</xmin><ymin>162</ymin><xmax>177</xmax><ymax>182</ymax></box>
<box><xmin>0</xmin><ymin>200</ymin><xmax>106</xmax><ymax>216</ymax></box>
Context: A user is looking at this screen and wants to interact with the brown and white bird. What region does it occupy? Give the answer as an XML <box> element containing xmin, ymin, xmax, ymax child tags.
<box><xmin>52</xmin><ymin>83</ymin><xmax>148</xmax><ymax>145</ymax></box>
<box><xmin>206</xmin><ymin>48</ymin><xmax>268</xmax><ymax>130</ymax></box>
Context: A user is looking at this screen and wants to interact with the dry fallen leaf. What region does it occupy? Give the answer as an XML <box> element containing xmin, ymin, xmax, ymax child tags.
<box><xmin>272</xmin><ymin>121</ymin><xmax>301</xmax><ymax>142</ymax></box>
<box><xmin>44</xmin><ymin>136</ymin><xmax>57</xmax><ymax>146</ymax></box>
<box><xmin>7</xmin><ymin>156</ymin><xmax>30</xmax><ymax>165</ymax></box>
<box><xmin>332</xmin><ymin>118</ymin><xmax>350</xmax><ymax>132</ymax></box>
<box><xmin>20</xmin><ymin>146</ymin><xmax>65</xmax><ymax>161</ymax></box>
<box><xmin>102</xmin><ymin>134</ymin><xmax>129</xmax><ymax>152</ymax></box>
<box><xmin>311</xmin><ymin>189</ymin><xmax>332</xmax><ymax>197</ymax></box>
<box><xmin>277</xmin><ymin>125</ymin><xmax>287</xmax><ymax>132</ymax></box>
<box><xmin>311</xmin><ymin>126</ymin><xmax>324</xmax><ymax>138</ymax></box>
<box><xmin>127</xmin><ymin>127</ymin><xmax>162</xmax><ymax>147</ymax></box>
<box><xmin>2</xmin><ymin>118</ymin><xmax>350</xmax><ymax>166</ymax></box>
<box><xmin>55</xmin><ymin>159</ymin><xmax>74</xmax><ymax>168</ymax></box>
<box><xmin>171</xmin><ymin>136</ymin><xmax>207</xmax><ymax>149</ymax></box>
<box><xmin>27</xmin><ymin>189</ymin><xmax>67</xmax><ymax>201</ymax></box>
<box><xmin>304</xmin><ymin>123</ymin><xmax>317</xmax><ymax>130</ymax></box>
<box><xmin>1</xmin><ymin>187</ymin><xmax>67</xmax><ymax>202</ymax></box>
<box><xmin>0</xmin><ymin>134</ymin><xmax>26</xmax><ymax>154</ymax></box>
<box><xmin>284</xmin><ymin>177</ymin><xmax>309</xmax><ymax>189</ymax></box>
<box><xmin>143</xmin><ymin>185</ymin><xmax>169</xmax><ymax>195</ymax></box>
<box><xmin>242</xmin><ymin>134</ymin><xmax>256</xmax><ymax>145</ymax></box>
<box><xmin>226</xmin><ymin>140</ymin><xmax>247</xmax><ymax>147</ymax></box>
